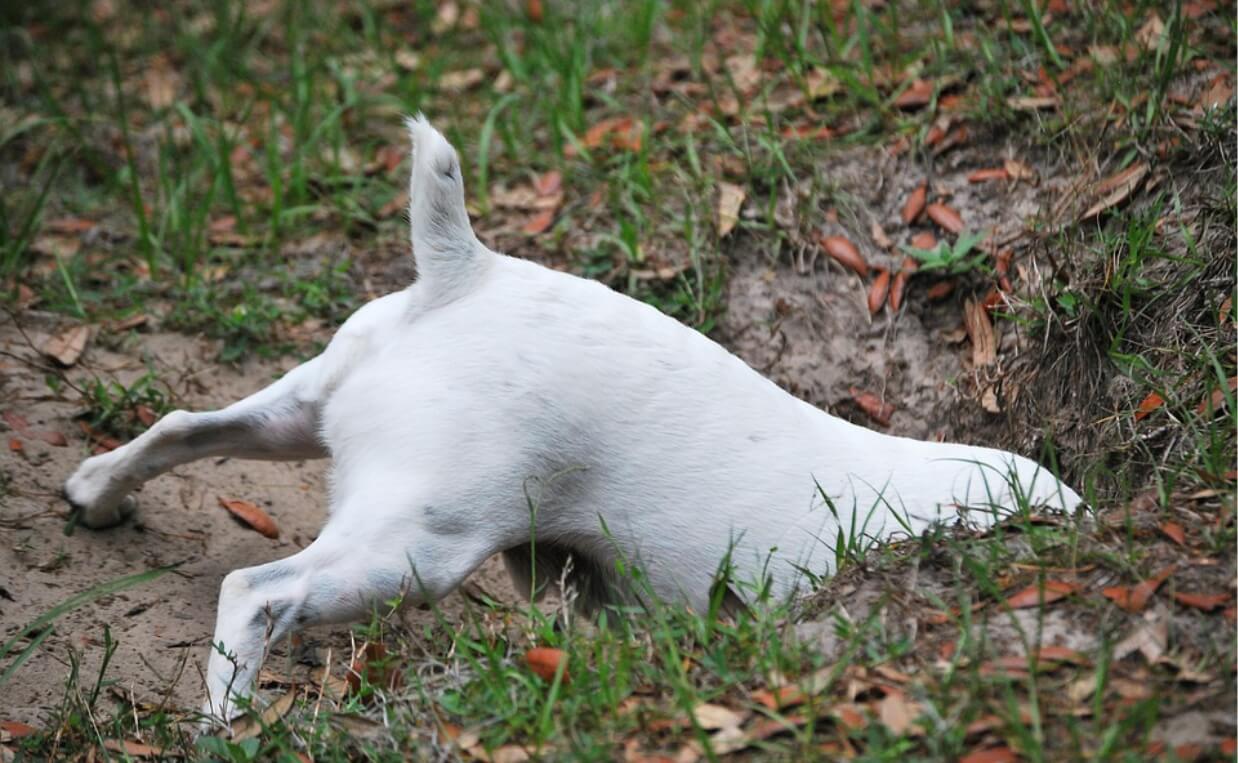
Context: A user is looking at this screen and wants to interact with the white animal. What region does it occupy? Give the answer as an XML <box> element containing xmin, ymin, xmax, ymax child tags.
<box><xmin>64</xmin><ymin>117</ymin><xmax>1081</xmax><ymax>723</ymax></box>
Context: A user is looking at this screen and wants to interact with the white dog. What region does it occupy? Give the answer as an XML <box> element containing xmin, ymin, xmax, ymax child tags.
<box><xmin>64</xmin><ymin>117</ymin><xmax>1081</xmax><ymax>722</ymax></box>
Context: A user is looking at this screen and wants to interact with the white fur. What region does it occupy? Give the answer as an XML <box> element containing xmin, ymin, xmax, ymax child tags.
<box><xmin>64</xmin><ymin>116</ymin><xmax>1081</xmax><ymax>723</ymax></box>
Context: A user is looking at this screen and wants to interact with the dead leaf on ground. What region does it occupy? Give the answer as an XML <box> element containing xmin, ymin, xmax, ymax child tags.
<box><xmin>43</xmin><ymin>324</ymin><xmax>90</xmax><ymax>366</ymax></box>
<box><xmin>102</xmin><ymin>740</ymin><xmax>165</xmax><ymax>758</ymax></box>
<box><xmin>1102</xmin><ymin>565</ymin><xmax>1174</xmax><ymax>613</ymax></box>
<box><xmin>690</xmin><ymin>703</ymin><xmax>745</xmax><ymax>730</ymax></box>
<box><xmin>1004</xmin><ymin>159</ymin><xmax>1036</xmax><ymax>181</ymax></box>
<box><xmin>849</xmin><ymin>387</ymin><xmax>894</xmax><ymax>427</ymax></box>
<box><xmin>894</xmin><ymin>78</ymin><xmax>933</xmax><ymax>109</ymax></box>
<box><xmin>525</xmin><ymin>647</ymin><xmax>570</xmax><ymax>684</ymax></box>
<box><xmin>229</xmin><ymin>689</ymin><xmax>296</xmax><ymax>741</ymax></box>
<box><xmin>959</xmin><ymin>746</ymin><xmax>1018</xmax><ymax>763</ymax></box>
<box><xmin>968</xmin><ymin>168</ymin><xmax>1009</xmax><ymax>183</ymax></box>
<box><xmin>716</xmin><ymin>182</ymin><xmax>745</xmax><ymax>237</ymax></box>
<box><xmin>1134</xmin><ymin>391</ymin><xmax>1165</xmax><ymax>420</ymax></box>
<box><xmin>889</xmin><ymin>269</ymin><xmax>909</xmax><ymax>312</ymax></box>
<box><xmin>819</xmin><ymin>235</ymin><xmax>869</xmax><ymax>277</ymax></box>
<box><xmin>0</xmin><ymin>721</ymin><xmax>37</xmax><ymax>740</ymax></box>
<box><xmin>1158</xmin><ymin>521</ymin><xmax>1186</xmax><ymax>546</ymax></box>
<box><xmin>440</xmin><ymin>68</ymin><xmax>485</xmax><ymax>93</ymax></box>
<box><xmin>1083</xmin><ymin>162</ymin><xmax>1148</xmax><ymax>219</ymax></box>
<box><xmin>1114</xmin><ymin>617</ymin><xmax>1168</xmax><ymax>663</ymax></box>
<box><xmin>870</xmin><ymin>220</ymin><xmax>893</xmax><ymax>249</ymax></box>
<box><xmin>963</xmin><ymin>299</ymin><xmax>997</xmax><ymax>367</ymax></box>
<box><xmin>925</xmin><ymin>203</ymin><xmax>964</xmax><ymax>234</ymax></box>
<box><xmin>1196</xmin><ymin>376</ymin><xmax>1237</xmax><ymax>415</ymax></box>
<box><xmin>1008</xmin><ymin>95</ymin><xmax>1058</xmax><ymax>110</ymax></box>
<box><xmin>1005</xmin><ymin>580</ymin><xmax>1080</xmax><ymax>609</ymax></box>
<box><xmin>910</xmin><ymin>231</ymin><xmax>937</xmax><ymax>250</ymax></box>
<box><xmin>868</xmin><ymin>269</ymin><xmax>890</xmax><ymax>315</ymax></box>
<box><xmin>44</xmin><ymin>217</ymin><xmax>97</xmax><ymax>234</ymax></box>
<box><xmin>877</xmin><ymin>691</ymin><xmax>920</xmax><ymax>735</ymax></box>
<box><xmin>217</xmin><ymin>497</ymin><xmax>280</xmax><ymax>539</ymax></box>
<box><xmin>521</xmin><ymin>208</ymin><xmax>556</xmax><ymax>236</ymax></box>
<box><xmin>1172</xmin><ymin>591</ymin><xmax>1231</xmax><ymax>611</ymax></box>
<box><xmin>901</xmin><ymin>184</ymin><xmax>927</xmax><ymax>224</ymax></box>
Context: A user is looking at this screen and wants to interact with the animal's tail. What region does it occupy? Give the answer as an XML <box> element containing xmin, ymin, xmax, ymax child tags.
<box><xmin>404</xmin><ymin>115</ymin><xmax>486</xmax><ymax>295</ymax></box>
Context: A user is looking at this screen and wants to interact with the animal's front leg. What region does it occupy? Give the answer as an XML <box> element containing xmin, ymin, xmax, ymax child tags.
<box><xmin>64</xmin><ymin>358</ymin><xmax>327</xmax><ymax>528</ymax></box>
<box><xmin>201</xmin><ymin>511</ymin><xmax>494</xmax><ymax>726</ymax></box>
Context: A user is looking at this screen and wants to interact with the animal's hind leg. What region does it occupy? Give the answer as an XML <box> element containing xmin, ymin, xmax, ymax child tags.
<box><xmin>64</xmin><ymin>357</ymin><xmax>327</xmax><ymax>528</ymax></box>
<box><xmin>202</xmin><ymin>499</ymin><xmax>494</xmax><ymax>723</ymax></box>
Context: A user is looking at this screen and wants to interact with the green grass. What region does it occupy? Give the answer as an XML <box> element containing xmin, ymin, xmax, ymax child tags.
<box><xmin>0</xmin><ymin>0</ymin><xmax>1233</xmax><ymax>759</ymax></box>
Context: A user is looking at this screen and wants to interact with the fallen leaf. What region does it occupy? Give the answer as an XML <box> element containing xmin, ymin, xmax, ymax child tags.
<box><xmin>1199</xmin><ymin>76</ymin><xmax>1234</xmax><ymax>111</ymax></box>
<box><xmin>1083</xmin><ymin>162</ymin><xmax>1148</xmax><ymax>219</ymax></box>
<box><xmin>1004</xmin><ymin>160</ymin><xmax>1036</xmax><ymax>181</ymax></box>
<box><xmin>347</xmin><ymin>641</ymin><xmax>402</xmax><ymax>693</ymax></box>
<box><xmin>752</xmin><ymin>685</ymin><xmax>805</xmax><ymax>710</ymax></box>
<box><xmin>717</xmin><ymin>182</ymin><xmax>745</xmax><ymax>237</ymax></box>
<box><xmin>870</xmin><ymin>220</ymin><xmax>893</xmax><ymax>249</ymax></box>
<box><xmin>525</xmin><ymin>647</ymin><xmax>570</xmax><ymax>684</ymax></box>
<box><xmin>831</xmin><ymin>703</ymin><xmax>868</xmax><ymax>731</ymax></box>
<box><xmin>1158</xmin><ymin>521</ymin><xmax>1186</xmax><ymax>546</ymax></box>
<box><xmin>894</xmin><ymin>79</ymin><xmax>933</xmax><ymax>109</ymax></box>
<box><xmin>691</xmin><ymin>703</ymin><xmax>744</xmax><ymax>730</ymax></box>
<box><xmin>533</xmin><ymin>170</ymin><xmax>562</xmax><ymax>197</ymax></box>
<box><xmin>901</xmin><ymin>184</ymin><xmax>927</xmax><ymax>224</ymax></box>
<box><xmin>819</xmin><ymin>235</ymin><xmax>869</xmax><ymax>277</ymax></box>
<box><xmin>230</xmin><ymin>689</ymin><xmax>296</xmax><ymax>741</ymax></box>
<box><xmin>217</xmin><ymin>497</ymin><xmax>279</xmax><ymax>539</ymax></box>
<box><xmin>910</xmin><ymin>231</ymin><xmax>937</xmax><ymax>250</ymax></box>
<box><xmin>868</xmin><ymin>269</ymin><xmax>891</xmax><ymax>315</ymax></box>
<box><xmin>925</xmin><ymin>203</ymin><xmax>964</xmax><ymax>234</ymax></box>
<box><xmin>889</xmin><ymin>270</ymin><xmax>910</xmax><ymax>312</ymax></box>
<box><xmin>102</xmin><ymin>740</ymin><xmax>165</xmax><ymax>758</ymax></box>
<box><xmin>963</xmin><ymin>299</ymin><xmax>997</xmax><ymax>367</ymax></box>
<box><xmin>877</xmin><ymin>691</ymin><xmax>919</xmax><ymax>735</ymax></box>
<box><xmin>960</xmin><ymin>747</ymin><xmax>1018</xmax><ymax>763</ymax></box>
<box><xmin>1103</xmin><ymin>566</ymin><xmax>1174</xmax><ymax>613</ymax></box>
<box><xmin>440</xmin><ymin>68</ymin><xmax>485</xmax><ymax>93</ymax></box>
<box><xmin>43</xmin><ymin>217</ymin><xmax>97</xmax><ymax>234</ymax></box>
<box><xmin>1172</xmin><ymin>591</ymin><xmax>1231</xmax><ymax>611</ymax></box>
<box><xmin>981</xmin><ymin>386</ymin><xmax>1002</xmax><ymax>413</ymax></box>
<box><xmin>1221</xmin><ymin>738</ymin><xmax>1236</xmax><ymax>756</ymax></box>
<box><xmin>43</xmin><ymin>324</ymin><xmax>90</xmax><ymax>366</ymax></box>
<box><xmin>521</xmin><ymin>209</ymin><xmax>556</xmax><ymax>236</ymax></box>
<box><xmin>926</xmin><ymin>280</ymin><xmax>954</xmax><ymax>300</ymax></box>
<box><xmin>31</xmin><ymin>430</ymin><xmax>67</xmax><ymax>447</ymax></box>
<box><xmin>490</xmin><ymin>745</ymin><xmax>531</xmax><ymax>763</ymax></box>
<box><xmin>1007</xmin><ymin>95</ymin><xmax>1058</xmax><ymax>110</ymax></box>
<box><xmin>108</xmin><ymin>313</ymin><xmax>148</xmax><ymax>332</ymax></box>
<box><xmin>850</xmin><ymin>387</ymin><xmax>894</xmax><ymax>427</ymax></box>
<box><xmin>1005</xmin><ymin>580</ymin><xmax>1080</xmax><ymax>609</ymax></box>
<box><xmin>0</xmin><ymin>721</ymin><xmax>37</xmax><ymax>739</ymax></box>
<box><xmin>1134</xmin><ymin>391</ymin><xmax>1165</xmax><ymax>420</ymax></box>
<box><xmin>1135</xmin><ymin>13</ymin><xmax>1165</xmax><ymax>50</ymax></box>
<box><xmin>968</xmin><ymin>168</ymin><xmax>1009</xmax><ymax>183</ymax></box>
<box><xmin>8</xmin><ymin>438</ymin><xmax>21</xmax><ymax>453</ymax></box>
<box><xmin>77</xmin><ymin>420</ymin><xmax>121</xmax><ymax>452</ymax></box>
<box><xmin>1196</xmin><ymin>376</ymin><xmax>1238</xmax><ymax>415</ymax></box>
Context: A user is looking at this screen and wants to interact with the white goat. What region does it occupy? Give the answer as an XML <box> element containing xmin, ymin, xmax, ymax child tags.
<box><xmin>64</xmin><ymin>117</ymin><xmax>1081</xmax><ymax>722</ymax></box>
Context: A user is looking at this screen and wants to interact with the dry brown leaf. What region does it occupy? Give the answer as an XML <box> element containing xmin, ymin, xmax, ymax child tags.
<box><xmin>1084</xmin><ymin>162</ymin><xmax>1148</xmax><ymax>219</ymax></box>
<box><xmin>525</xmin><ymin>647</ymin><xmax>570</xmax><ymax>684</ymax></box>
<box><xmin>1199</xmin><ymin>76</ymin><xmax>1234</xmax><ymax>110</ymax></box>
<box><xmin>968</xmin><ymin>168</ymin><xmax>1009</xmax><ymax>183</ymax></box>
<box><xmin>716</xmin><ymin>182</ymin><xmax>745</xmax><ymax>237</ymax></box>
<box><xmin>44</xmin><ymin>217</ymin><xmax>97</xmax><ymax>234</ymax></box>
<box><xmin>868</xmin><ymin>269</ymin><xmax>890</xmax><ymax>315</ymax></box>
<box><xmin>877</xmin><ymin>692</ymin><xmax>920</xmax><ymax>735</ymax></box>
<box><xmin>870</xmin><ymin>220</ymin><xmax>893</xmax><ymax>249</ymax></box>
<box><xmin>347</xmin><ymin>641</ymin><xmax>402</xmax><ymax>694</ymax></box>
<box><xmin>963</xmin><ymin>299</ymin><xmax>997</xmax><ymax>367</ymax></box>
<box><xmin>1135</xmin><ymin>13</ymin><xmax>1165</xmax><ymax>49</ymax></box>
<box><xmin>533</xmin><ymin>170</ymin><xmax>562</xmax><ymax>197</ymax></box>
<box><xmin>752</xmin><ymin>685</ymin><xmax>806</xmax><ymax>710</ymax></box>
<box><xmin>1172</xmin><ymin>591</ymin><xmax>1231</xmax><ymax>611</ymax></box>
<box><xmin>819</xmin><ymin>235</ymin><xmax>869</xmax><ymax>277</ymax></box>
<box><xmin>690</xmin><ymin>703</ymin><xmax>744</xmax><ymax>730</ymax></box>
<box><xmin>0</xmin><ymin>721</ymin><xmax>36</xmax><ymax>740</ymax></box>
<box><xmin>901</xmin><ymin>184</ymin><xmax>927</xmax><ymax>224</ymax></box>
<box><xmin>440</xmin><ymin>68</ymin><xmax>485</xmax><ymax>93</ymax></box>
<box><xmin>1005</xmin><ymin>580</ymin><xmax>1080</xmax><ymax>609</ymax></box>
<box><xmin>102</xmin><ymin>740</ymin><xmax>165</xmax><ymax>758</ymax></box>
<box><xmin>217</xmin><ymin>497</ymin><xmax>279</xmax><ymax>539</ymax></box>
<box><xmin>888</xmin><ymin>270</ymin><xmax>910</xmax><ymax>312</ymax></box>
<box><xmin>1158</xmin><ymin>521</ymin><xmax>1186</xmax><ymax>546</ymax></box>
<box><xmin>925</xmin><ymin>203</ymin><xmax>964</xmax><ymax>234</ymax></box>
<box><xmin>831</xmin><ymin>703</ymin><xmax>868</xmax><ymax>731</ymax></box>
<box><xmin>1004</xmin><ymin>159</ymin><xmax>1036</xmax><ymax>181</ymax></box>
<box><xmin>1103</xmin><ymin>566</ymin><xmax>1174</xmax><ymax>613</ymax></box>
<box><xmin>849</xmin><ymin>387</ymin><xmax>894</xmax><ymax>427</ymax></box>
<box><xmin>910</xmin><ymin>231</ymin><xmax>937</xmax><ymax>250</ymax></box>
<box><xmin>1196</xmin><ymin>376</ymin><xmax>1238</xmax><ymax>415</ymax></box>
<box><xmin>230</xmin><ymin>689</ymin><xmax>296</xmax><ymax>741</ymax></box>
<box><xmin>959</xmin><ymin>747</ymin><xmax>1018</xmax><ymax>763</ymax></box>
<box><xmin>894</xmin><ymin>79</ymin><xmax>933</xmax><ymax>109</ymax></box>
<box><xmin>1134</xmin><ymin>391</ymin><xmax>1164</xmax><ymax>420</ymax></box>
<box><xmin>521</xmin><ymin>209</ymin><xmax>556</xmax><ymax>236</ymax></box>
<box><xmin>43</xmin><ymin>324</ymin><xmax>90</xmax><ymax>366</ymax></box>
<box><xmin>1008</xmin><ymin>95</ymin><xmax>1058</xmax><ymax>110</ymax></box>
<box><xmin>1114</xmin><ymin>618</ymin><xmax>1168</xmax><ymax>663</ymax></box>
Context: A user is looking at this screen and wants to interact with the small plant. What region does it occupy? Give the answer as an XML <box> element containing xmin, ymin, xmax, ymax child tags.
<box><xmin>901</xmin><ymin>229</ymin><xmax>989</xmax><ymax>275</ymax></box>
<box><xmin>81</xmin><ymin>369</ymin><xmax>174</xmax><ymax>440</ymax></box>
